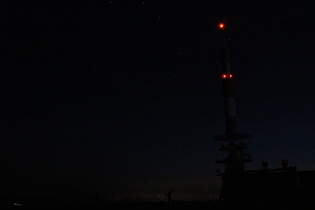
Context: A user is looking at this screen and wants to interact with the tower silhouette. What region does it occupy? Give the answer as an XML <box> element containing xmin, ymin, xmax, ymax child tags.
<box><xmin>214</xmin><ymin>23</ymin><xmax>252</xmax><ymax>203</ymax></box>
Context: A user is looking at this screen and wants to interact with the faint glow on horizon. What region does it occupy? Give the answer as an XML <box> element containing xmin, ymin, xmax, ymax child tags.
<box><xmin>13</xmin><ymin>203</ymin><xmax>23</xmax><ymax>207</ymax></box>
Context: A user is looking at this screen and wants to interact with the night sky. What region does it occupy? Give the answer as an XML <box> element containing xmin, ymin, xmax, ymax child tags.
<box><xmin>3</xmin><ymin>1</ymin><xmax>315</xmax><ymax>202</ymax></box>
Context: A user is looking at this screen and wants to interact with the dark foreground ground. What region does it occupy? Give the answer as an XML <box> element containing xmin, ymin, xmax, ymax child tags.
<box><xmin>1</xmin><ymin>200</ymin><xmax>314</xmax><ymax>210</ymax></box>
<box><xmin>1</xmin><ymin>201</ymin><xmax>217</xmax><ymax>210</ymax></box>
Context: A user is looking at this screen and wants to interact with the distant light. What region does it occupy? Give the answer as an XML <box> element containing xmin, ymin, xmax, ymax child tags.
<box><xmin>222</xmin><ymin>74</ymin><xmax>227</xmax><ymax>79</ymax></box>
<box><xmin>218</xmin><ymin>23</ymin><xmax>225</xmax><ymax>29</ymax></box>
<box><xmin>13</xmin><ymin>203</ymin><xmax>23</xmax><ymax>207</ymax></box>
<box><xmin>229</xmin><ymin>74</ymin><xmax>233</xmax><ymax>78</ymax></box>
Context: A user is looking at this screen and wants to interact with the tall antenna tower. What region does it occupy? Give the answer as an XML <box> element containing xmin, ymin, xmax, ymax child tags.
<box><xmin>214</xmin><ymin>23</ymin><xmax>252</xmax><ymax>202</ymax></box>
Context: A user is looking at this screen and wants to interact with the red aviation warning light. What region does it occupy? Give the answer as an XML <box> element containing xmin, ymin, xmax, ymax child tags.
<box><xmin>218</xmin><ymin>23</ymin><xmax>225</xmax><ymax>29</ymax></box>
<box><xmin>222</xmin><ymin>74</ymin><xmax>233</xmax><ymax>79</ymax></box>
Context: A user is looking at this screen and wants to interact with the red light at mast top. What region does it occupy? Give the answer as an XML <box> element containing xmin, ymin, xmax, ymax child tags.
<box><xmin>218</xmin><ymin>23</ymin><xmax>225</xmax><ymax>29</ymax></box>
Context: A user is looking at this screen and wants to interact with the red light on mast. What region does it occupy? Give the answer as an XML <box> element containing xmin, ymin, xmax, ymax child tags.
<box><xmin>218</xmin><ymin>23</ymin><xmax>225</xmax><ymax>29</ymax></box>
<box><xmin>222</xmin><ymin>74</ymin><xmax>233</xmax><ymax>79</ymax></box>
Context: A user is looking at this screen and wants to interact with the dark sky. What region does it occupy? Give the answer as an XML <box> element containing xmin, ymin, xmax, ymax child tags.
<box><xmin>2</xmin><ymin>0</ymin><xmax>315</xmax><ymax>202</ymax></box>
